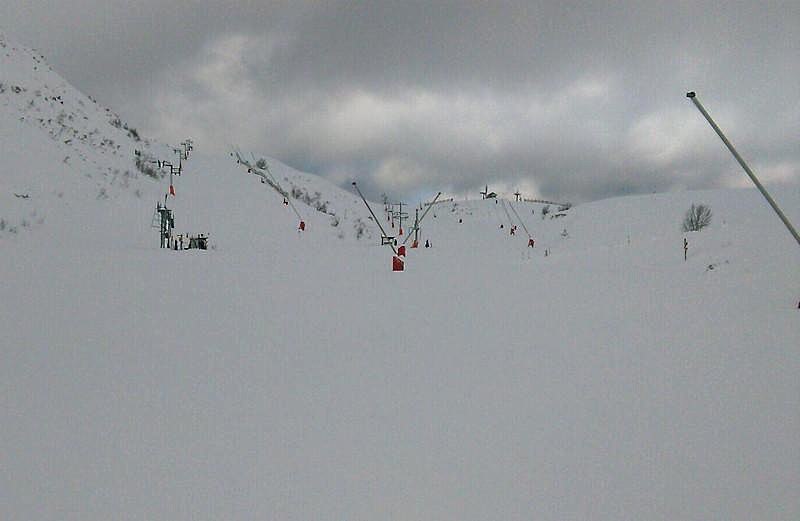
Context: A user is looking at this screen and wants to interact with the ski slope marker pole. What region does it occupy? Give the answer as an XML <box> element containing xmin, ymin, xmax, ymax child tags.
<box><xmin>687</xmin><ymin>91</ymin><xmax>800</xmax><ymax>247</ymax></box>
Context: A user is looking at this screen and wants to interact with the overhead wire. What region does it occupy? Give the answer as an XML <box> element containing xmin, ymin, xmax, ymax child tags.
<box><xmin>507</xmin><ymin>201</ymin><xmax>533</xmax><ymax>239</ymax></box>
<box><xmin>231</xmin><ymin>146</ymin><xmax>304</xmax><ymax>222</ymax></box>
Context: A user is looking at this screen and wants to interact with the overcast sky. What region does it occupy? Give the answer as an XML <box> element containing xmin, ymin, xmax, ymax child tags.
<box><xmin>2</xmin><ymin>1</ymin><xmax>798</xmax><ymax>202</ymax></box>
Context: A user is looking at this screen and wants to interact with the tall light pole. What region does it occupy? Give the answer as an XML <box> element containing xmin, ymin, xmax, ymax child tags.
<box><xmin>686</xmin><ymin>91</ymin><xmax>800</xmax><ymax>246</ymax></box>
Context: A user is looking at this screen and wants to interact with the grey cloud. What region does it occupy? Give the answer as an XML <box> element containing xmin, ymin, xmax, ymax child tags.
<box><xmin>1</xmin><ymin>1</ymin><xmax>798</xmax><ymax>202</ymax></box>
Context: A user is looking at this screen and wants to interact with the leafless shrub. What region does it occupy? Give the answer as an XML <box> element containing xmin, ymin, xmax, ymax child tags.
<box><xmin>134</xmin><ymin>156</ymin><xmax>162</xmax><ymax>179</ymax></box>
<box><xmin>682</xmin><ymin>203</ymin><xmax>712</xmax><ymax>232</ymax></box>
<box><xmin>354</xmin><ymin>219</ymin><xmax>367</xmax><ymax>239</ymax></box>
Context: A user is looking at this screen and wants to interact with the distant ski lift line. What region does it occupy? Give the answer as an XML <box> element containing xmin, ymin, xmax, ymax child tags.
<box><xmin>231</xmin><ymin>147</ymin><xmax>303</xmax><ymax>222</ymax></box>
<box><xmin>423</xmin><ymin>197</ymin><xmax>454</xmax><ymax>206</ymax></box>
<box><xmin>499</xmin><ymin>199</ymin><xmax>515</xmax><ymax>227</ymax></box>
<box><xmin>402</xmin><ymin>191</ymin><xmax>442</xmax><ymax>245</ymax></box>
<box><xmin>523</xmin><ymin>198</ymin><xmax>571</xmax><ymax>208</ymax></box>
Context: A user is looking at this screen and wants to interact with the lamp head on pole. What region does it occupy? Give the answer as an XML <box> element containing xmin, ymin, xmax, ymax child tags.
<box><xmin>686</xmin><ymin>91</ymin><xmax>696</xmax><ymax>98</ymax></box>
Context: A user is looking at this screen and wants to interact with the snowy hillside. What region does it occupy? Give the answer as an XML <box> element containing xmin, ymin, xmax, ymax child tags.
<box><xmin>0</xmin><ymin>30</ymin><xmax>176</xmax><ymax>240</ymax></box>
<box><xmin>2</xmin><ymin>32</ymin><xmax>799</xmax><ymax>521</ymax></box>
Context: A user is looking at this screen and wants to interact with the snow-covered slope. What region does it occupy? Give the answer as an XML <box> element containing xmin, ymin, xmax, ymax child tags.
<box><xmin>2</xmin><ymin>32</ymin><xmax>799</xmax><ymax>521</ymax></box>
<box><xmin>0</xmin><ymin>30</ymin><xmax>175</xmax><ymax>241</ymax></box>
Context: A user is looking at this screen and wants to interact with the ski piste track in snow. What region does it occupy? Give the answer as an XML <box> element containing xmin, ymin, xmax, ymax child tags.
<box><xmin>1</xmin><ymin>29</ymin><xmax>799</xmax><ymax>521</ymax></box>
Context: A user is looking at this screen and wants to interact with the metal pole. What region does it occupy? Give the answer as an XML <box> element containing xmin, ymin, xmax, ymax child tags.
<box><xmin>686</xmin><ymin>91</ymin><xmax>800</xmax><ymax>246</ymax></box>
<box><xmin>398</xmin><ymin>201</ymin><xmax>404</xmax><ymax>234</ymax></box>
<box><xmin>414</xmin><ymin>208</ymin><xmax>419</xmax><ymax>245</ymax></box>
<box><xmin>403</xmin><ymin>192</ymin><xmax>442</xmax><ymax>244</ymax></box>
<box><xmin>352</xmin><ymin>182</ymin><xmax>398</xmax><ymax>255</ymax></box>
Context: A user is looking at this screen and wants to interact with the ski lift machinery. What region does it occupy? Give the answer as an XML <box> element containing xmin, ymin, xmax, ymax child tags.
<box><xmin>352</xmin><ymin>182</ymin><xmax>407</xmax><ymax>271</ymax></box>
<box><xmin>402</xmin><ymin>192</ymin><xmax>442</xmax><ymax>248</ymax></box>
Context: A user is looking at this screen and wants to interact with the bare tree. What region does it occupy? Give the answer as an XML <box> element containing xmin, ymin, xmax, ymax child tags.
<box><xmin>682</xmin><ymin>203</ymin><xmax>712</xmax><ymax>232</ymax></box>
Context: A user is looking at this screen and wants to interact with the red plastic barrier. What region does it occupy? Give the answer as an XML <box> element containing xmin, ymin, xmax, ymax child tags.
<box><xmin>411</xmin><ymin>240</ymin><xmax>419</xmax><ymax>248</ymax></box>
<box><xmin>392</xmin><ymin>256</ymin><xmax>404</xmax><ymax>271</ymax></box>
<box><xmin>398</xmin><ymin>245</ymin><xmax>406</xmax><ymax>256</ymax></box>
<box><xmin>528</xmin><ymin>238</ymin><xmax>535</xmax><ymax>247</ymax></box>
<box><xmin>298</xmin><ymin>221</ymin><xmax>306</xmax><ymax>231</ymax></box>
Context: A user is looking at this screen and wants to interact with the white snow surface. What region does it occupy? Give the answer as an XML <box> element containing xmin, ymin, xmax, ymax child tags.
<box><xmin>2</xmin><ymin>31</ymin><xmax>799</xmax><ymax>520</ymax></box>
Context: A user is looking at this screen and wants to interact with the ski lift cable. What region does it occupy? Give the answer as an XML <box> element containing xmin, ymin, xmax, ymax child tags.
<box><xmin>490</xmin><ymin>198</ymin><xmax>504</xmax><ymax>227</ymax></box>
<box><xmin>248</xmin><ymin>150</ymin><xmax>286</xmax><ymax>194</ymax></box>
<box><xmin>245</xmin><ymin>150</ymin><xmax>288</xmax><ymax>200</ymax></box>
<box><xmin>262</xmin><ymin>162</ymin><xmax>303</xmax><ymax>222</ymax></box>
<box><xmin>507</xmin><ymin>201</ymin><xmax>533</xmax><ymax>238</ymax></box>
<box><xmin>231</xmin><ymin>147</ymin><xmax>303</xmax><ymax>222</ymax></box>
<box><xmin>402</xmin><ymin>191</ymin><xmax>442</xmax><ymax>245</ymax></box>
<box><xmin>500</xmin><ymin>199</ymin><xmax>513</xmax><ymax>226</ymax></box>
<box><xmin>352</xmin><ymin>181</ymin><xmax>398</xmax><ymax>255</ymax></box>
<box><xmin>500</xmin><ymin>199</ymin><xmax>515</xmax><ymax>227</ymax></box>
<box><xmin>239</xmin><ymin>150</ymin><xmax>299</xmax><ymax>221</ymax></box>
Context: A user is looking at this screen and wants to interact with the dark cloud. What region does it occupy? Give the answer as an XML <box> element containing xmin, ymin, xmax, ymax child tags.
<box><xmin>2</xmin><ymin>1</ymin><xmax>798</xmax><ymax>202</ymax></box>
